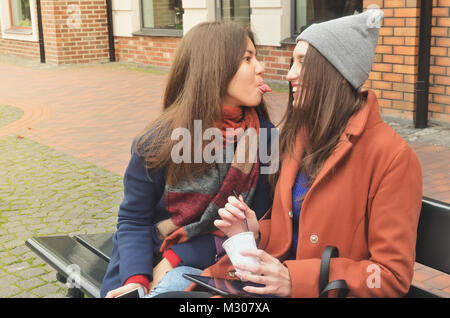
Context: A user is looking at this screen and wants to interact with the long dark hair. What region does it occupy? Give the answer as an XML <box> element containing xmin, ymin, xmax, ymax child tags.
<box><xmin>271</xmin><ymin>43</ymin><xmax>367</xmax><ymax>188</ymax></box>
<box><xmin>135</xmin><ymin>21</ymin><xmax>269</xmax><ymax>186</ymax></box>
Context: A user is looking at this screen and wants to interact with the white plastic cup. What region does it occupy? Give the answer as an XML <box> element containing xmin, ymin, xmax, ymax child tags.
<box><xmin>222</xmin><ymin>231</ymin><xmax>259</xmax><ymax>275</ymax></box>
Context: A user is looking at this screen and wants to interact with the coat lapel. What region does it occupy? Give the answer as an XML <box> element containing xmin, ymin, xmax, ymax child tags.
<box><xmin>266</xmin><ymin>133</ymin><xmax>304</xmax><ymax>258</ymax></box>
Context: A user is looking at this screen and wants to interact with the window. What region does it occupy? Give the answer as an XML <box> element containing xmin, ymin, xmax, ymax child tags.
<box><xmin>218</xmin><ymin>0</ymin><xmax>250</xmax><ymax>28</ymax></box>
<box><xmin>141</xmin><ymin>0</ymin><xmax>183</xmax><ymax>30</ymax></box>
<box><xmin>293</xmin><ymin>0</ymin><xmax>363</xmax><ymax>36</ymax></box>
<box><xmin>9</xmin><ymin>0</ymin><xmax>31</xmax><ymax>28</ymax></box>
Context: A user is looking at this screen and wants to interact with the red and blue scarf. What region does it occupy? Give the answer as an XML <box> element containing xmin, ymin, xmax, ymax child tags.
<box><xmin>159</xmin><ymin>105</ymin><xmax>260</xmax><ymax>251</ymax></box>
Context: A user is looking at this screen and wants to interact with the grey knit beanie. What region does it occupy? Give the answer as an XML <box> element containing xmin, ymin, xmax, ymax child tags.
<box><xmin>296</xmin><ymin>9</ymin><xmax>384</xmax><ymax>90</ymax></box>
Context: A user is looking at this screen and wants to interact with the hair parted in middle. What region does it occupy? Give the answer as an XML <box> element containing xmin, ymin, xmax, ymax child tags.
<box><xmin>135</xmin><ymin>21</ymin><xmax>269</xmax><ymax>186</ymax></box>
<box><xmin>271</xmin><ymin>43</ymin><xmax>368</xmax><ymax>190</ymax></box>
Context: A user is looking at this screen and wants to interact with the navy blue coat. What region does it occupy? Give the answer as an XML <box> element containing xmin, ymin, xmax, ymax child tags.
<box><xmin>100</xmin><ymin>116</ymin><xmax>276</xmax><ymax>297</ymax></box>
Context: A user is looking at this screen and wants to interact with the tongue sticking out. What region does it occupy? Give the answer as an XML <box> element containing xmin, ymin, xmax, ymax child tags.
<box><xmin>258</xmin><ymin>83</ymin><xmax>272</xmax><ymax>93</ymax></box>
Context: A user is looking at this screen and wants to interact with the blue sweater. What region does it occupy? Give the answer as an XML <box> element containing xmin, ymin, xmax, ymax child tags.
<box><xmin>288</xmin><ymin>170</ymin><xmax>309</xmax><ymax>260</ymax></box>
<box><xmin>100</xmin><ymin>115</ymin><xmax>276</xmax><ymax>297</ymax></box>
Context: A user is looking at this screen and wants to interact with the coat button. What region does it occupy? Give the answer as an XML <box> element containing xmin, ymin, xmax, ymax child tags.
<box><xmin>228</xmin><ymin>271</ymin><xmax>236</xmax><ymax>278</ymax></box>
<box><xmin>310</xmin><ymin>234</ymin><xmax>319</xmax><ymax>244</ymax></box>
<box><xmin>288</xmin><ymin>210</ymin><xmax>293</xmax><ymax>218</ymax></box>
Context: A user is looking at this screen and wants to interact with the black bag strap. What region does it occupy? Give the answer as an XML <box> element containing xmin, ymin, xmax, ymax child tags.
<box><xmin>319</xmin><ymin>279</ymin><xmax>349</xmax><ymax>298</ymax></box>
<box><xmin>319</xmin><ymin>245</ymin><xmax>349</xmax><ymax>298</ymax></box>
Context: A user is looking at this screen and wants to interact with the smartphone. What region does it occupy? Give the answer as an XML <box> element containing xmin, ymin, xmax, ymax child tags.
<box><xmin>115</xmin><ymin>286</ymin><xmax>146</xmax><ymax>298</ymax></box>
<box><xmin>183</xmin><ymin>274</ymin><xmax>265</xmax><ymax>298</ymax></box>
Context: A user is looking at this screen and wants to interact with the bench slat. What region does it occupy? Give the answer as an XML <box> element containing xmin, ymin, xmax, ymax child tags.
<box><xmin>74</xmin><ymin>233</ymin><xmax>113</xmax><ymax>262</ymax></box>
<box><xmin>25</xmin><ymin>235</ymin><xmax>109</xmax><ymax>298</ymax></box>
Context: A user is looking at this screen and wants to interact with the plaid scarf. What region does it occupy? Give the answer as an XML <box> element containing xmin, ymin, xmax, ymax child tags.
<box><xmin>159</xmin><ymin>106</ymin><xmax>260</xmax><ymax>251</ymax></box>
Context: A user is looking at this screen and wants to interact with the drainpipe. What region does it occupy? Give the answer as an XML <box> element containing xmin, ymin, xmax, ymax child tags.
<box><xmin>106</xmin><ymin>0</ymin><xmax>115</xmax><ymax>62</ymax></box>
<box><xmin>414</xmin><ymin>0</ymin><xmax>433</xmax><ymax>128</ymax></box>
<box><xmin>36</xmin><ymin>0</ymin><xmax>45</xmax><ymax>63</ymax></box>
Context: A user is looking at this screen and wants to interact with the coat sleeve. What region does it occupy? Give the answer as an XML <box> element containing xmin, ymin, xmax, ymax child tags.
<box><xmin>284</xmin><ymin>145</ymin><xmax>423</xmax><ymax>297</ymax></box>
<box><xmin>170</xmin><ymin>234</ymin><xmax>217</xmax><ymax>268</ymax></box>
<box><xmin>116</xmin><ymin>143</ymin><xmax>165</xmax><ymax>285</ymax></box>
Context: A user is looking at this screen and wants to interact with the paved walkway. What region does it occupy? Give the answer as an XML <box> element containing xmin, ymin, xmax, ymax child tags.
<box><xmin>0</xmin><ymin>54</ymin><xmax>449</xmax><ymax>297</ymax></box>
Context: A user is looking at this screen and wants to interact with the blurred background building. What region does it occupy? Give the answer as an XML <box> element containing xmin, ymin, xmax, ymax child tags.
<box><xmin>1</xmin><ymin>0</ymin><xmax>449</xmax><ymax>125</ymax></box>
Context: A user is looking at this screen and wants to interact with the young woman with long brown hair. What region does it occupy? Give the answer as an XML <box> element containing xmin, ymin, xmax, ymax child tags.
<box><xmin>100</xmin><ymin>21</ymin><xmax>277</xmax><ymax>298</ymax></box>
<box><xmin>210</xmin><ymin>10</ymin><xmax>423</xmax><ymax>298</ymax></box>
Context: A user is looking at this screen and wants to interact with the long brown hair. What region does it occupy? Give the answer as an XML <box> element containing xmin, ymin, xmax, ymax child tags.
<box><xmin>135</xmin><ymin>21</ymin><xmax>269</xmax><ymax>186</ymax></box>
<box><xmin>273</xmin><ymin>43</ymin><xmax>367</xmax><ymax>188</ymax></box>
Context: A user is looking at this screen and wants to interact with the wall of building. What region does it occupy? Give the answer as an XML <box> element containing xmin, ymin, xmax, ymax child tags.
<box><xmin>258</xmin><ymin>0</ymin><xmax>450</xmax><ymax>124</ymax></box>
<box><xmin>256</xmin><ymin>44</ymin><xmax>294</xmax><ymax>82</ymax></box>
<box><xmin>0</xmin><ymin>21</ymin><xmax>40</xmax><ymax>59</ymax></box>
<box><xmin>0</xmin><ymin>0</ymin><xmax>110</xmax><ymax>64</ymax></box>
<box><xmin>250</xmin><ymin>0</ymin><xmax>293</xmax><ymax>82</ymax></box>
<box><xmin>429</xmin><ymin>0</ymin><xmax>450</xmax><ymax>123</ymax></box>
<box><xmin>114</xmin><ymin>35</ymin><xmax>180</xmax><ymax>68</ymax></box>
<box><xmin>40</xmin><ymin>0</ymin><xmax>110</xmax><ymax>64</ymax></box>
<box><xmin>0</xmin><ymin>0</ymin><xmax>448</xmax><ymax>123</ymax></box>
<box><xmin>362</xmin><ymin>0</ymin><xmax>420</xmax><ymax>121</ymax></box>
<box><xmin>111</xmin><ymin>0</ymin><xmax>180</xmax><ymax>68</ymax></box>
<box><xmin>360</xmin><ymin>0</ymin><xmax>450</xmax><ymax>123</ymax></box>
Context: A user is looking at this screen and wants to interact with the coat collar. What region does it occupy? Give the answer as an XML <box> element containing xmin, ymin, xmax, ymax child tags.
<box><xmin>343</xmin><ymin>90</ymin><xmax>377</xmax><ymax>138</ymax></box>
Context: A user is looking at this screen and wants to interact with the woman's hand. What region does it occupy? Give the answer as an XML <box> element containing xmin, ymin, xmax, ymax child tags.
<box><xmin>214</xmin><ymin>196</ymin><xmax>259</xmax><ymax>240</ymax></box>
<box><xmin>105</xmin><ymin>258</ymin><xmax>173</xmax><ymax>298</ymax></box>
<box><xmin>105</xmin><ymin>282</ymin><xmax>147</xmax><ymax>298</ymax></box>
<box><xmin>235</xmin><ymin>249</ymin><xmax>292</xmax><ymax>297</ymax></box>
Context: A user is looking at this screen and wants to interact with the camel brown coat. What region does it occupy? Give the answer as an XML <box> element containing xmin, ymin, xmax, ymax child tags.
<box><xmin>192</xmin><ymin>91</ymin><xmax>423</xmax><ymax>298</ymax></box>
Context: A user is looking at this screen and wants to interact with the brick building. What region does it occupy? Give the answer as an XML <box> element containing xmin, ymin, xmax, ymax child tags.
<box><xmin>0</xmin><ymin>0</ymin><xmax>449</xmax><ymax>124</ymax></box>
<box><xmin>0</xmin><ymin>0</ymin><xmax>110</xmax><ymax>64</ymax></box>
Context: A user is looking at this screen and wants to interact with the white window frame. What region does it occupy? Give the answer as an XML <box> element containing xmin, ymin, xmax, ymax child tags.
<box><xmin>137</xmin><ymin>0</ymin><xmax>183</xmax><ymax>37</ymax></box>
<box><xmin>0</xmin><ymin>0</ymin><xmax>38</xmax><ymax>42</ymax></box>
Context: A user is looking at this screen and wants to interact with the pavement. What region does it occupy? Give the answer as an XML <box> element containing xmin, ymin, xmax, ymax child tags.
<box><xmin>0</xmin><ymin>53</ymin><xmax>449</xmax><ymax>298</ymax></box>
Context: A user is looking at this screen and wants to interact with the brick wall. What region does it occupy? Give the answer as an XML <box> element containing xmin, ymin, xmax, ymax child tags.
<box><xmin>261</xmin><ymin>0</ymin><xmax>450</xmax><ymax>124</ymax></box>
<box><xmin>362</xmin><ymin>0</ymin><xmax>450</xmax><ymax>123</ymax></box>
<box><xmin>0</xmin><ymin>35</ymin><xmax>40</xmax><ymax>59</ymax></box>
<box><xmin>114</xmin><ymin>35</ymin><xmax>180</xmax><ymax>69</ymax></box>
<box><xmin>257</xmin><ymin>44</ymin><xmax>294</xmax><ymax>82</ymax></box>
<box><xmin>114</xmin><ymin>37</ymin><xmax>295</xmax><ymax>81</ymax></box>
<box><xmin>362</xmin><ymin>0</ymin><xmax>421</xmax><ymax>121</ymax></box>
<box><xmin>429</xmin><ymin>0</ymin><xmax>450</xmax><ymax>123</ymax></box>
<box><xmin>40</xmin><ymin>0</ymin><xmax>110</xmax><ymax>64</ymax></box>
<box><xmin>0</xmin><ymin>1</ymin><xmax>448</xmax><ymax>123</ymax></box>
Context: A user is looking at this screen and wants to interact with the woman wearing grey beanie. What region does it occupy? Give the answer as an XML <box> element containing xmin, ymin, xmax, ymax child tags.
<box><xmin>214</xmin><ymin>9</ymin><xmax>423</xmax><ymax>298</ymax></box>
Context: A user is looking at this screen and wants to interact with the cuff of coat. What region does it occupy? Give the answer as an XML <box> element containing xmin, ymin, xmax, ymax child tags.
<box><xmin>125</xmin><ymin>275</ymin><xmax>150</xmax><ymax>293</ymax></box>
<box><xmin>284</xmin><ymin>257</ymin><xmax>353</xmax><ymax>298</ymax></box>
<box><xmin>284</xmin><ymin>259</ymin><xmax>321</xmax><ymax>297</ymax></box>
<box><xmin>163</xmin><ymin>249</ymin><xmax>182</xmax><ymax>268</ymax></box>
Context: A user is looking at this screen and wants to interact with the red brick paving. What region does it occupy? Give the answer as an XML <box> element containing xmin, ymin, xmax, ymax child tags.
<box><xmin>0</xmin><ymin>60</ymin><xmax>448</xmax><ymax>297</ymax></box>
<box><xmin>0</xmin><ymin>63</ymin><xmax>166</xmax><ymax>175</ymax></box>
<box><xmin>409</xmin><ymin>143</ymin><xmax>450</xmax><ymax>203</ymax></box>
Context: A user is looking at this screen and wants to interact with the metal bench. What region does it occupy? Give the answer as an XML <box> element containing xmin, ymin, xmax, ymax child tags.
<box><xmin>25</xmin><ymin>233</ymin><xmax>113</xmax><ymax>298</ymax></box>
<box><xmin>25</xmin><ymin>196</ymin><xmax>450</xmax><ymax>298</ymax></box>
<box><xmin>404</xmin><ymin>197</ymin><xmax>450</xmax><ymax>298</ymax></box>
